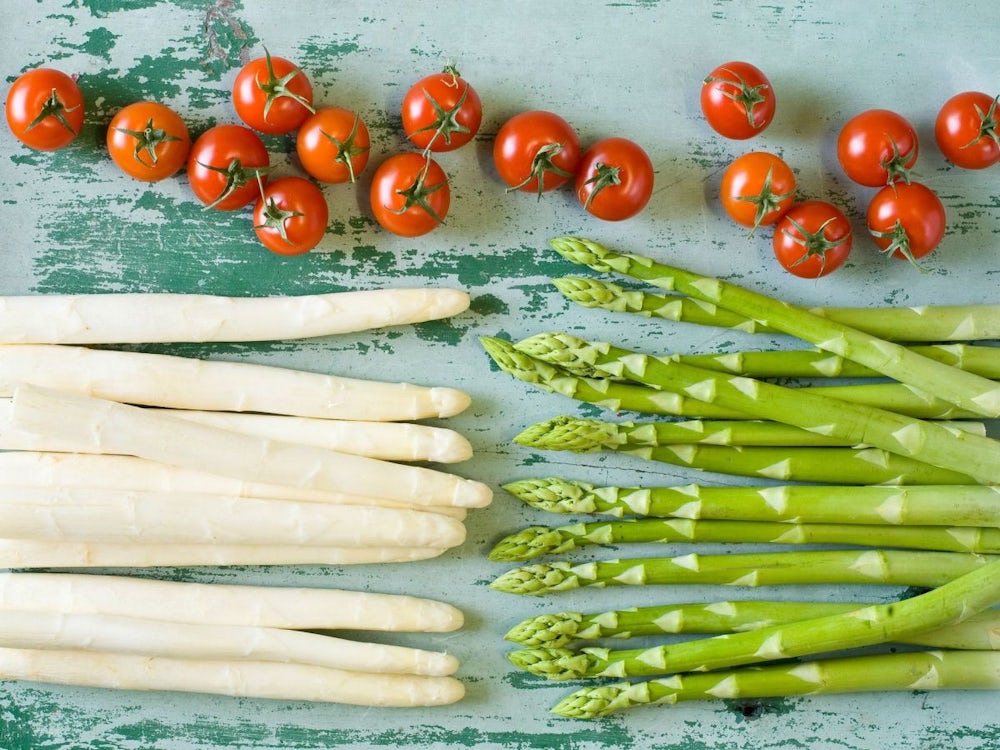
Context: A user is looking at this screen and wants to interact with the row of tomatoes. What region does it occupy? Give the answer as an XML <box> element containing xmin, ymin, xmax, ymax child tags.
<box><xmin>700</xmin><ymin>61</ymin><xmax>998</xmax><ymax>277</ymax></box>
<box><xmin>4</xmin><ymin>54</ymin><xmax>657</xmax><ymax>256</ymax></box>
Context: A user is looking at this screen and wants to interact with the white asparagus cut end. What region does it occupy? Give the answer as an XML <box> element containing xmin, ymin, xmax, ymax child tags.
<box><xmin>0</xmin><ymin>344</ymin><xmax>470</xmax><ymax>420</ymax></box>
<box><xmin>0</xmin><ymin>288</ymin><xmax>470</xmax><ymax>344</ymax></box>
<box><xmin>0</xmin><ymin>452</ymin><xmax>467</xmax><ymax>519</ymax></box>
<box><xmin>0</xmin><ymin>647</ymin><xmax>466</xmax><ymax>706</ymax></box>
<box><xmin>9</xmin><ymin>386</ymin><xmax>493</xmax><ymax>509</ymax></box>
<box><xmin>0</xmin><ymin>540</ymin><xmax>445</xmax><ymax>568</ymax></box>
<box><xmin>0</xmin><ymin>487</ymin><xmax>467</xmax><ymax>548</ymax></box>
<box><xmin>0</xmin><ymin>573</ymin><xmax>464</xmax><ymax>632</ymax></box>
<box><xmin>0</xmin><ymin>610</ymin><xmax>459</xmax><ymax>676</ymax></box>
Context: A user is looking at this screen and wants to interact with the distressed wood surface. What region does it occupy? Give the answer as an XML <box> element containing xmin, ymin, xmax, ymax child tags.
<box><xmin>1</xmin><ymin>1</ymin><xmax>999</xmax><ymax>748</ymax></box>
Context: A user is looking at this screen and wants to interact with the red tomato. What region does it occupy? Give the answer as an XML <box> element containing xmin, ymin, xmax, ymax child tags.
<box><xmin>232</xmin><ymin>50</ymin><xmax>314</xmax><ymax>135</ymax></box>
<box><xmin>401</xmin><ymin>66</ymin><xmax>483</xmax><ymax>152</ymax></box>
<box><xmin>866</xmin><ymin>182</ymin><xmax>946</xmax><ymax>267</ymax></box>
<box><xmin>837</xmin><ymin>109</ymin><xmax>918</xmax><ymax>187</ymax></box>
<box><xmin>574</xmin><ymin>137</ymin><xmax>654</xmax><ymax>221</ymax></box>
<box><xmin>934</xmin><ymin>92</ymin><xmax>1000</xmax><ymax>170</ymax></box>
<box><xmin>720</xmin><ymin>151</ymin><xmax>796</xmax><ymax>230</ymax></box>
<box><xmin>772</xmin><ymin>200</ymin><xmax>853</xmax><ymax>278</ymax></box>
<box><xmin>700</xmin><ymin>61</ymin><xmax>776</xmax><ymax>140</ymax></box>
<box><xmin>5</xmin><ymin>68</ymin><xmax>84</xmax><ymax>150</ymax></box>
<box><xmin>296</xmin><ymin>107</ymin><xmax>370</xmax><ymax>183</ymax></box>
<box><xmin>253</xmin><ymin>176</ymin><xmax>328</xmax><ymax>255</ymax></box>
<box><xmin>493</xmin><ymin>110</ymin><xmax>581</xmax><ymax>195</ymax></box>
<box><xmin>106</xmin><ymin>101</ymin><xmax>190</xmax><ymax>182</ymax></box>
<box><xmin>187</xmin><ymin>124</ymin><xmax>270</xmax><ymax>210</ymax></box>
<box><xmin>369</xmin><ymin>153</ymin><xmax>450</xmax><ymax>237</ymax></box>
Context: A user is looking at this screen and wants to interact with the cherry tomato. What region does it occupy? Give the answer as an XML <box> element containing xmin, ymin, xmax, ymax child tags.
<box><xmin>772</xmin><ymin>200</ymin><xmax>853</xmax><ymax>278</ymax></box>
<box><xmin>370</xmin><ymin>153</ymin><xmax>450</xmax><ymax>237</ymax></box>
<box><xmin>5</xmin><ymin>68</ymin><xmax>84</xmax><ymax>151</ymax></box>
<box><xmin>296</xmin><ymin>107</ymin><xmax>370</xmax><ymax>184</ymax></box>
<box><xmin>720</xmin><ymin>151</ymin><xmax>796</xmax><ymax>230</ymax></box>
<box><xmin>106</xmin><ymin>102</ymin><xmax>190</xmax><ymax>182</ymax></box>
<box><xmin>232</xmin><ymin>49</ymin><xmax>314</xmax><ymax>135</ymax></box>
<box><xmin>837</xmin><ymin>109</ymin><xmax>918</xmax><ymax>187</ymax></box>
<box><xmin>401</xmin><ymin>66</ymin><xmax>482</xmax><ymax>153</ymax></box>
<box><xmin>700</xmin><ymin>61</ymin><xmax>776</xmax><ymax>140</ymax></box>
<box><xmin>187</xmin><ymin>124</ymin><xmax>270</xmax><ymax>210</ymax></box>
<box><xmin>866</xmin><ymin>182</ymin><xmax>946</xmax><ymax>268</ymax></box>
<box><xmin>493</xmin><ymin>110</ymin><xmax>581</xmax><ymax>196</ymax></box>
<box><xmin>934</xmin><ymin>92</ymin><xmax>1000</xmax><ymax>170</ymax></box>
<box><xmin>574</xmin><ymin>137</ymin><xmax>654</xmax><ymax>221</ymax></box>
<box><xmin>253</xmin><ymin>176</ymin><xmax>328</xmax><ymax>255</ymax></box>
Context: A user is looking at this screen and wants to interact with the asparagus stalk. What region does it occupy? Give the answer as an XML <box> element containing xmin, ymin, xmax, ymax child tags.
<box><xmin>551</xmin><ymin>650</ymin><xmax>1000</xmax><ymax>718</ymax></box>
<box><xmin>549</xmin><ymin>237</ymin><xmax>1000</xmax><ymax>417</ymax></box>
<box><xmin>0</xmin><ymin>648</ymin><xmax>465</xmax><ymax>706</ymax></box>
<box><xmin>0</xmin><ymin>487</ymin><xmax>467</xmax><ymax>548</ymax></box>
<box><xmin>0</xmin><ymin>288</ymin><xmax>470</xmax><ymax>344</ymax></box>
<box><xmin>504</xmin><ymin>553</ymin><xmax>1000</xmax><ymax>680</ymax></box>
<box><xmin>9</xmin><ymin>385</ymin><xmax>493</xmax><ymax>509</ymax></box>
<box><xmin>553</xmin><ymin>275</ymin><xmax>1000</xmax><ymax>343</ymax></box>
<box><xmin>490</xmin><ymin>549</ymin><xmax>990</xmax><ymax>595</ymax></box>
<box><xmin>515</xmin><ymin>333</ymin><xmax>1000</xmax><ymax>484</ymax></box>
<box><xmin>481</xmin><ymin>336</ymin><xmax>980</xmax><ymax>420</ymax></box>
<box><xmin>503</xmin><ymin>478</ymin><xmax>1000</xmax><ymax>527</ymax></box>
<box><xmin>489</xmin><ymin>518</ymin><xmax>1000</xmax><ymax>561</ymax></box>
<box><xmin>0</xmin><ymin>610</ymin><xmax>458</xmax><ymax>676</ymax></box>
<box><xmin>0</xmin><ymin>344</ymin><xmax>470</xmax><ymax>421</ymax></box>
<box><xmin>505</xmin><ymin>601</ymin><xmax>1000</xmax><ymax>650</ymax></box>
<box><xmin>0</xmin><ymin>573</ymin><xmax>464</xmax><ymax>632</ymax></box>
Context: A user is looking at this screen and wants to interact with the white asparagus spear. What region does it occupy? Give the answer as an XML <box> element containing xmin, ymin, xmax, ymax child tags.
<box><xmin>0</xmin><ymin>344</ymin><xmax>470</xmax><ymax>420</ymax></box>
<box><xmin>9</xmin><ymin>386</ymin><xmax>494</xmax><ymax>509</ymax></box>
<box><xmin>0</xmin><ymin>573</ymin><xmax>464</xmax><ymax>632</ymax></box>
<box><xmin>0</xmin><ymin>610</ymin><xmax>458</xmax><ymax>676</ymax></box>
<box><xmin>0</xmin><ymin>399</ymin><xmax>473</xmax><ymax>463</ymax></box>
<box><xmin>0</xmin><ymin>288</ymin><xmax>470</xmax><ymax>344</ymax></box>
<box><xmin>0</xmin><ymin>648</ymin><xmax>466</xmax><ymax>706</ymax></box>
<box><xmin>0</xmin><ymin>487</ymin><xmax>467</xmax><ymax>548</ymax></box>
<box><xmin>0</xmin><ymin>452</ymin><xmax>467</xmax><ymax>519</ymax></box>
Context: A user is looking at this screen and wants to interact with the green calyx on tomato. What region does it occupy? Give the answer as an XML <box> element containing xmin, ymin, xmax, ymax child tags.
<box><xmin>26</xmin><ymin>87</ymin><xmax>81</xmax><ymax>135</ymax></box>
<box><xmin>410</xmin><ymin>68</ymin><xmax>473</xmax><ymax>152</ymax></box>
<box><xmin>580</xmin><ymin>163</ymin><xmax>621</xmax><ymax>210</ymax></box>
<box><xmin>256</xmin><ymin>48</ymin><xmax>315</xmax><ymax>123</ymax></box>
<box><xmin>704</xmin><ymin>68</ymin><xmax>770</xmax><ymax>130</ymax></box>
<box><xmin>879</xmin><ymin>138</ymin><xmax>916</xmax><ymax>186</ymax></box>
<box><xmin>738</xmin><ymin>165</ymin><xmax>794</xmax><ymax>232</ymax></box>
<box><xmin>868</xmin><ymin>218</ymin><xmax>929</xmax><ymax>272</ymax></box>
<box><xmin>964</xmin><ymin>95</ymin><xmax>999</xmax><ymax>150</ymax></box>
<box><xmin>508</xmin><ymin>142</ymin><xmax>575</xmax><ymax>198</ymax></box>
<box><xmin>393</xmin><ymin>159</ymin><xmax>447</xmax><ymax>224</ymax></box>
<box><xmin>114</xmin><ymin>117</ymin><xmax>182</xmax><ymax>166</ymax></box>
<box><xmin>197</xmin><ymin>158</ymin><xmax>271</xmax><ymax>210</ymax></box>
<box><xmin>255</xmin><ymin>197</ymin><xmax>304</xmax><ymax>245</ymax></box>
<box><xmin>780</xmin><ymin>216</ymin><xmax>850</xmax><ymax>275</ymax></box>
<box><xmin>318</xmin><ymin>114</ymin><xmax>369</xmax><ymax>183</ymax></box>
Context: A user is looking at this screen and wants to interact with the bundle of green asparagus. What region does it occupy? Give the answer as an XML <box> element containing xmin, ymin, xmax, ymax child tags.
<box><xmin>482</xmin><ymin>237</ymin><xmax>1000</xmax><ymax>717</ymax></box>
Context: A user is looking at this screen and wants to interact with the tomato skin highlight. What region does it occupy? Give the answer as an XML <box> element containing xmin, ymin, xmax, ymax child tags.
<box><xmin>720</xmin><ymin>151</ymin><xmax>796</xmax><ymax>229</ymax></box>
<box><xmin>866</xmin><ymin>181</ymin><xmax>946</xmax><ymax>266</ymax></box>
<box><xmin>772</xmin><ymin>200</ymin><xmax>853</xmax><ymax>279</ymax></box>
<box><xmin>934</xmin><ymin>91</ymin><xmax>1000</xmax><ymax>170</ymax></box>
<box><xmin>493</xmin><ymin>110</ymin><xmax>581</xmax><ymax>195</ymax></box>
<box><xmin>5</xmin><ymin>68</ymin><xmax>84</xmax><ymax>151</ymax></box>
<box><xmin>369</xmin><ymin>153</ymin><xmax>451</xmax><ymax>237</ymax></box>
<box><xmin>575</xmin><ymin>137</ymin><xmax>654</xmax><ymax>221</ymax></box>
<box><xmin>232</xmin><ymin>52</ymin><xmax>314</xmax><ymax>135</ymax></box>
<box><xmin>253</xmin><ymin>176</ymin><xmax>328</xmax><ymax>256</ymax></box>
<box><xmin>296</xmin><ymin>107</ymin><xmax>371</xmax><ymax>184</ymax></box>
<box><xmin>700</xmin><ymin>61</ymin><xmax>776</xmax><ymax>140</ymax></box>
<box><xmin>402</xmin><ymin>68</ymin><xmax>483</xmax><ymax>153</ymax></box>
<box><xmin>837</xmin><ymin>109</ymin><xmax>919</xmax><ymax>187</ymax></box>
<box><xmin>106</xmin><ymin>102</ymin><xmax>191</xmax><ymax>182</ymax></box>
<box><xmin>187</xmin><ymin>124</ymin><xmax>270</xmax><ymax>211</ymax></box>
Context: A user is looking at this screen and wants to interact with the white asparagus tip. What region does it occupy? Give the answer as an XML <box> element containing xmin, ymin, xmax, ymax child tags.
<box><xmin>431</xmin><ymin>387</ymin><xmax>472</xmax><ymax>418</ymax></box>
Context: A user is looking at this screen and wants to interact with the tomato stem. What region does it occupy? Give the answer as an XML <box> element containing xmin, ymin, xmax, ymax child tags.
<box><xmin>392</xmin><ymin>156</ymin><xmax>447</xmax><ymax>224</ymax></box>
<box><xmin>507</xmin><ymin>142</ymin><xmax>574</xmax><ymax>199</ymax></box>
<box><xmin>25</xmin><ymin>88</ymin><xmax>80</xmax><ymax>135</ymax></box>
<box><xmin>782</xmin><ymin>216</ymin><xmax>850</xmax><ymax>276</ymax></box>
<box><xmin>581</xmin><ymin>163</ymin><xmax>621</xmax><ymax>211</ymax></box>
<box><xmin>869</xmin><ymin>218</ymin><xmax>929</xmax><ymax>273</ymax></box>
<box><xmin>705</xmin><ymin>68</ymin><xmax>770</xmax><ymax>130</ymax></box>
<box><xmin>963</xmin><ymin>95</ymin><xmax>1000</xmax><ymax>151</ymax></box>
<box><xmin>319</xmin><ymin>113</ymin><xmax>369</xmax><ymax>183</ymax></box>
<box><xmin>114</xmin><ymin>117</ymin><xmax>182</xmax><ymax>167</ymax></box>
<box><xmin>736</xmin><ymin>165</ymin><xmax>795</xmax><ymax>234</ymax></box>
<box><xmin>255</xmin><ymin>196</ymin><xmax>305</xmax><ymax>245</ymax></box>
<box><xmin>413</xmin><ymin>85</ymin><xmax>471</xmax><ymax>154</ymax></box>
<box><xmin>258</xmin><ymin>47</ymin><xmax>315</xmax><ymax>123</ymax></box>
<box><xmin>881</xmin><ymin>138</ymin><xmax>915</xmax><ymax>185</ymax></box>
<box><xmin>197</xmin><ymin>158</ymin><xmax>270</xmax><ymax>210</ymax></box>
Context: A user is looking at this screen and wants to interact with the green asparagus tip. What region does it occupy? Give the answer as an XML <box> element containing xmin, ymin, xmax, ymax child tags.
<box><xmin>549</xmin><ymin>236</ymin><xmax>619</xmax><ymax>273</ymax></box>
<box><xmin>488</xmin><ymin>526</ymin><xmax>575</xmax><ymax>562</ymax></box>
<box><xmin>489</xmin><ymin>562</ymin><xmax>580</xmax><ymax>595</ymax></box>
<box><xmin>515</xmin><ymin>332</ymin><xmax>603</xmax><ymax>377</ymax></box>
<box><xmin>514</xmin><ymin>416</ymin><xmax>621</xmax><ymax>452</ymax></box>
<box><xmin>507</xmin><ymin>647</ymin><xmax>591</xmax><ymax>681</ymax></box>
<box><xmin>550</xmin><ymin>684</ymin><xmax>631</xmax><ymax>719</ymax></box>
<box><xmin>504</xmin><ymin>611</ymin><xmax>584</xmax><ymax>647</ymax></box>
<box><xmin>501</xmin><ymin>477</ymin><xmax>598</xmax><ymax>514</ymax></box>
<box><xmin>551</xmin><ymin>276</ymin><xmax>621</xmax><ymax>308</ymax></box>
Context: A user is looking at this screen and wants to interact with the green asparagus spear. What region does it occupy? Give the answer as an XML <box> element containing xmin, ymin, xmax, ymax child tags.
<box><xmin>490</xmin><ymin>549</ymin><xmax>990</xmax><ymax>595</ymax></box>
<box><xmin>554</xmin><ymin>275</ymin><xmax>1000</xmax><ymax>344</ymax></box>
<box><xmin>551</xmin><ymin>650</ymin><xmax>1000</xmax><ymax>718</ymax></box>
<box><xmin>515</xmin><ymin>332</ymin><xmax>1000</xmax><ymax>484</ymax></box>
<box><xmin>502</xmin><ymin>478</ymin><xmax>1000</xmax><ymax>526</ymax></box>
<box><xmin>549</xmin><ymin>237</ymin><xmax>1000</xmax><ymax>417</ymax></box>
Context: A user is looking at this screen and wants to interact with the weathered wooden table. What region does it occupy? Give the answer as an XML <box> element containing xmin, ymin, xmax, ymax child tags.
<box><xmin>2</xmin><ymin>1</ymin><xmax>998</xmax><ymax>748</ymax></box>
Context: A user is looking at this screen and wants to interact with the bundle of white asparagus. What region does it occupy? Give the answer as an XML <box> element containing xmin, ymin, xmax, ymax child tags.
<box><xmin>0</xmin><ymin>572</ymin><xmax>467</xmax><ymax>706</ymax></box>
